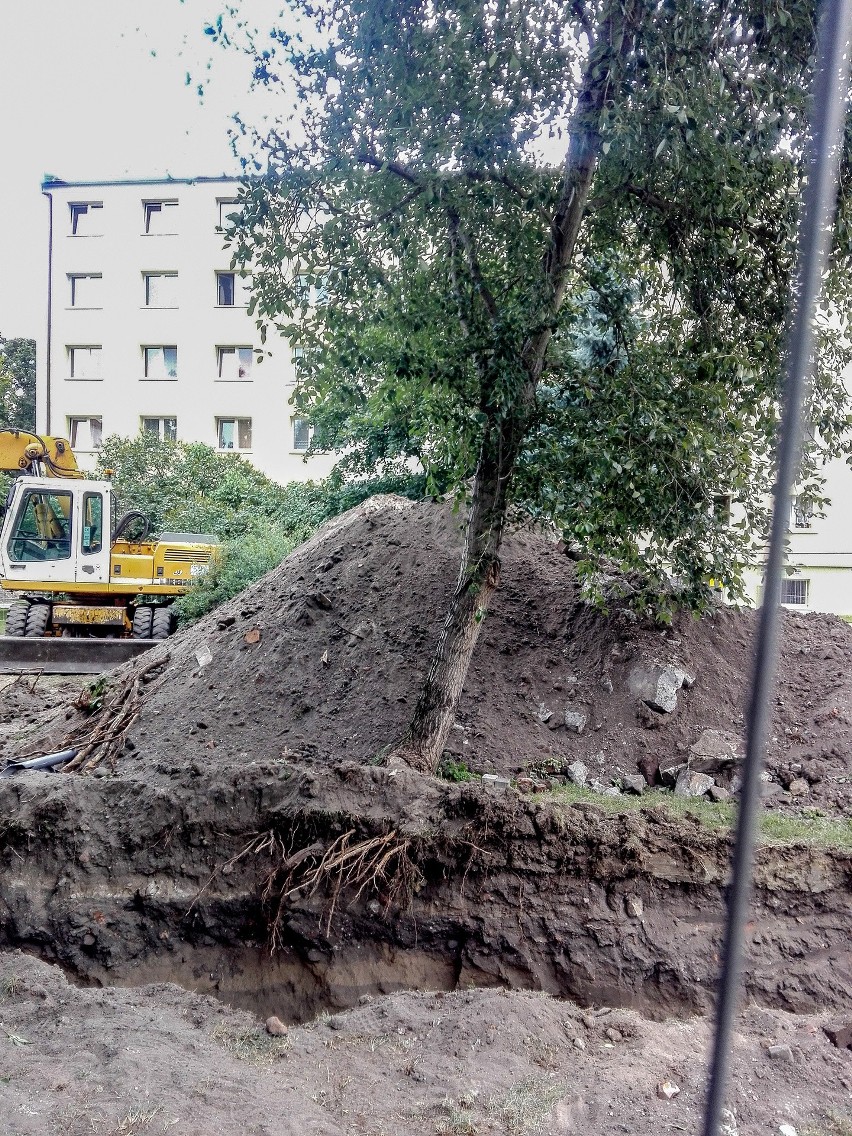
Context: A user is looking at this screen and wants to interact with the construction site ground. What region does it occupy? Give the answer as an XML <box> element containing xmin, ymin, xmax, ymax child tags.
<box><xmin>1</xmin><ymin>496</ymin><xmax>852</xmax><ymax>1136</ymax></box>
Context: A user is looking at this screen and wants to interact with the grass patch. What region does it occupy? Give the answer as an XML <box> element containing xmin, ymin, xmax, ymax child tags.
<box><xmin>488</xmin><ymin>1077</ymin><xmax>570</xmax><ymax>1134</ymax></box>
<box><xmin>803</xmin><ymin>1112</ymin><xmax>852</xmax><ymax>1136</ymax></box>
<box><xmin>210</xmin><ymin>1022</ymin><xmax>290</xmax><ymax>1065</ymax></box>
<box><xmin>537</xmin><ymin>783</ymin><xmax>852</xmax><ymax>851</ymax></box>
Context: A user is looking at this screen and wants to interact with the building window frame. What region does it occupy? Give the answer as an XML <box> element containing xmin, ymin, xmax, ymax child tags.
<box><xmin>68</xmin><ymin>273</ymin><xmax>103</xmax><ymax>309</ymax></box>
<box><xmin>217</xmin><ymin>199</ymin><xmax>240</xmax><ymax>229</ymax></box>
<box><xmin>143</xmin><ymin>346</ymin><xmax>178</xmax><ymax>380</ymax></box>
<box><xmin>143</xmin><ymin>200</ymin><xmax>178</xmax><ymax>235</ymax></box>
<box><xmin>216</xmin><ymin>417</ymin><xmax>252</xmax><ymax>452</ymax></box>
<box><xmin>69</xmin><ymin>202</ymin><xmax>103</xmax><ymax>237</ymax></box>
<box><xmin>141</xmin><ymin>416</ymin><xmax>178</xmax><ymax>442</ymax></box>
<box><xmin>67</xmin><ymin>416</ymin><xmax>103</xmax><ymax>451</ymax></box>
<box><xmin>780</xmin><ymin>577</ymin><xmax>809</xmax><ymax>607</ymax></box>
<box><xmin>143</xmin><ymin>272</ymin><xmax>179</xmax><ymax>308</ymax></box>
<box><xmin>216</xmin><ymin>271</ymin><xmax>249</xmax><ymax>307</ymax></box>
<box><xmin>68</xmin><ymin>346</ymin><xmax>103</xmax><ymax>381</ymax></box>
<box><xmin>292</xmin><ymin>416</ymin><xmax>312</xmax><ymax>452</ymax></box>
<box><xmin>791</xmin><ymin>494</ymin><xmax>815</xmax><ymax>531</ymax></box>
<box><xmin>216</xmin><ymin>346</ymin><xmax>254</xmax><ymax>381</ymax></box>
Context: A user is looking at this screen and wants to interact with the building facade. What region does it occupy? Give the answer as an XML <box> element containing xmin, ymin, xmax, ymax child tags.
<box><xmin>38</xmin><ymin>175</ymin><xmax>335</xmax><ymax>484</ymax></box>
<box><xmin>742</xmin><ymin>454</ymin><xmax>852</xmax><ymax>618</ymax></box>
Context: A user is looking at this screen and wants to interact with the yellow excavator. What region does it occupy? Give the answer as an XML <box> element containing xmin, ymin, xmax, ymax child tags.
<box><xmin>0</xmin><ymin>431</ymin><xmax>218</xmax><ymax>669</ymax></box>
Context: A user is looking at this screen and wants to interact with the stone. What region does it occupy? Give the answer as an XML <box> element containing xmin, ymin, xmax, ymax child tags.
<box><xmin>546</xmin><ymin>716</ymin><xmax>564</xmax><ymax>731</ymax></box>
<box><xmin>768</xmin><ymin>1044</ymin><xmax>793</xmax><ymax>1062</ymax></box>
<box><xmin>688</xmin><ymin>729</ymin><xmax>742</xmax><ymax>772</ymax></box>
<box><xmin>625</xmin><ymin>895</ymin><xmax>644</xmax><ymax>919</ymax></box>
<box><xmin>720</xmin><ymin>1109</ymin><xmax>738</xmax><ymax>1136</ymax></box>
<box><xmin>622</xmin><ymin>774</ymin><xmax>646</xmax><ymax>795</ymax></box>
<box><xmin>628</xmin><ymin>662</ymin><xmax>693</xmax><ymax>714</ymax></box>
<box><xmin>572</xmin><ymin>1036</ymin><xmax>586</xmax><ymax>1051</ymax></box>
<box><xmin>266</xmin><ymin>1015</ymin><xmax>288</xmax><ymax>1036</ymax></box>
<box><xmin>778</xmin><ymin>1126</ymin><xmax>798</xmax><ymax>1136</ymax></box>
<box><xmin>708</xmin><ymin>785</ymin><xmax>731</xmax><ymax>803</ymax></box>
<box><xmin>566</xmin><ymin>761</ymin><xmax>588</xmax><ymax>787</ymax></box>
<box><xmin>788</xmin><ymin>778</ymin><xmax>809</xmax><ymax>797</ymax></box>
<box><xmin>658</xmin><ymin>754</ymin><xmax>689</xmax><ymax>786</ymax></box>
<box><xmin>564</xmin><ymin>709</ymin><xmax>587</xmax><ymax>734</ymax></box>
<box><xmin>656</xmin><ymin>1080</ymin><xmax>680</xmax><ymax>1100</ymax></box>
<box><xmin>824</xmin><ymin>1022</ymin><xmax>852</xmax><ymax>1049</ymax></box>
<box><xmin>605</xmin><ymin>1027</ymin><xmax>622</xmax><ymax>1043</ymax></box>
<box><xmin>537</xmin><ymin>704</ymin><xmax>553</xmax><ymax>724</ymax></box>
<box><xmin>674</xmin><ymin>769</ymin><xmax>715</xmax><ymax>798</ymax></box>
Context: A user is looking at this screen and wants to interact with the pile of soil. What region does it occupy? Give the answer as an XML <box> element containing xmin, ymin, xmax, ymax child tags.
<box><xmin>4</xmin><ymin>496</ymin><xmax>852</xmax><ymax>1135</ymax></box>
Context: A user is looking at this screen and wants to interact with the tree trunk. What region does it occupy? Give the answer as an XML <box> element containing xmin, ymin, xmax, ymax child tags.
<box><xmin>395</xmin><ymin>417</ymin><xmax>521</xmax><ymax>773</ymax></box>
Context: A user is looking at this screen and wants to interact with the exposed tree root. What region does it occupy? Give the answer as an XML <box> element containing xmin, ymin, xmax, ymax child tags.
<box><xmin>192</xmin><ymin>826</ymin><xmax>422</xmax><ymax>949</ymax></box>
<box><xmin>62</xmin><ymin>654</ymin><xmax>169</xmax><ymax>775</ymax></box>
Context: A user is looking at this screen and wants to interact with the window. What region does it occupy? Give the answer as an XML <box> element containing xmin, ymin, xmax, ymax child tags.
<box><xmin>143</xmin><ymin>346</ymin><xmax>178</xmax><ymax>379</ymax></box>
<box><xmin>144</xmin><ymin>273</ymin><xmax>178</xmax><ymax>307</ymax></box>
<box><xmin>68</xmin><ymin>416</ymin><xmax>103</xmax><ymax>450</ymax></box>
<box><xmin>295</xmin><ymin>274</ymin><xmax>328</xmax><ymax>306</ymax></box>
<box><xmin>792</xmin><ymin>495</ymin><xmax>814</xmax><ymax>529</ymax></box>
<box><xmin>218</xmin><ymin>199</ymin><xmax>240</xmax><ymax>228</ymax></box>
<box><xmin>780</xmin><ymin>578</ymin><xmax>809</xmax><ymax>606</ymax></box>
<box><xmin>217</xmin><ymin>418</ymin><xmax>252</xmax><ymax>451</ymax></box>
<box><xmin>69</xmin><ymin>346</ymin><xmax>102</xmax><ymax>380</ymax></box>
<box><xmin>143</xmin><ymin>200</ymin><xmax>178</xmax><ymax>235</ymax></box>
<box><xmin>713</xmin><ymin>494</ymin><xmax>732</xmax><ymax>525</ymax></box>
<box><xmin>216</xmin><ymin>272</ymin><xmax>249</xmax><ymax>306</ymax></box>
<box><xmin>69</xmin><ymin>273</ymin><xmax>103</xmax><ymax>308</ymax></box>
<box><xmin>8</xmin><ymin>489</ymin><xmax>73</xmax><ymax>563</ymax></box>
<box><xmin>142</xmin><ymin>417</ymin><xmax>177</xmax><ymax>442</ymax></box>
<box><xmin>69</xmin><ymin>202</ymin><xmax>103</xmax><ymax>236</ymax></box>
<box><xmin>289</xmin><ymin>344</ymin><xmax>306</xmax><ymax>385</ymax></box>
<box><xmin>293</xmin><ymin>417</ymin><xmax>312</xmax><ymax>451</ymax></box>
<box><xmin>81</xmin><ymin>492</ymin><xmax>103</xmax><ymax>555</ymax></box>
<box><xmin>217</xmin><ymin>346</ymin><xmax>253</xmax><ymax>380</ymax></box>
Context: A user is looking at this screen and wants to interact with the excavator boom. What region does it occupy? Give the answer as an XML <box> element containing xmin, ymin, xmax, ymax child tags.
<box><xmin>0</xmin><ymin>431</ymin><xmax>82</xmax><ymax>478</ymax></box>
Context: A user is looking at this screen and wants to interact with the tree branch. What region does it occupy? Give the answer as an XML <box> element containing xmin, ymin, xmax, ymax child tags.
<box><xmin>356</xmin><ymin>152</ymin><xmax>422</xmax><ymax>186</ymax></box>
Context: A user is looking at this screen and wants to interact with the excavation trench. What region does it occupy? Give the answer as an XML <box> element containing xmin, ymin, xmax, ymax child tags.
<box><xmin>2</xmin><ymin>759</ymin><xmax>852</xmax><ymax>1027</ymax></box>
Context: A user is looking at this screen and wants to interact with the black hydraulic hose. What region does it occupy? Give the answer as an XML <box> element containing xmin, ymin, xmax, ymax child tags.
<box><xmin>0</xmin><ymin>747</ymin><xmax>78</xmax><ymax>778</ymax></box>
<box><xmin>701</xmin><ymin>3</ymin><xmax>852</xmax><ymax>1134</ymax></box>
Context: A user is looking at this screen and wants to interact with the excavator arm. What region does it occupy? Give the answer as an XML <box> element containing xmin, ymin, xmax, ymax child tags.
<box><xmin>0</xmin><ymin>431</ymin><xmax>82</xmax><ymax>479</ymax></box>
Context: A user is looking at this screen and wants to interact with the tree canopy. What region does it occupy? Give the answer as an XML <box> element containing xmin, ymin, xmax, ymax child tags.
<box><xmin>0</xmin><ymin>337</ymin><xmax>36</xmax><ymax>432</ymax></box>
<box><xmin>216</xmin><ymin>0</ymin><xmax>852</xmax><ymax>769</ymax></box>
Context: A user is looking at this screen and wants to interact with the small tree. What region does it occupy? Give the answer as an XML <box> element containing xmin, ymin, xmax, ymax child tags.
<box><xmin>0</xmin><ymin>337</ymin><xmax>36</xmax><ymax>431</ymax></box>
<box><xmin>220</xmin><ymin>0</ymin><xmax>852</xmax><ymax>772</ymax></box>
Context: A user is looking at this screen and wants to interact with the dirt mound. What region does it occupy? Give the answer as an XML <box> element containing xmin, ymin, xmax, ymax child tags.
<box><xmin>32</xmin><ymin>494</ymin><xmax>852</xmax><ymax>816</ymax></box>
<box><xmin>2</xmin><ymin>949</ymin><xmax>850</xmax><ymax>1136</ymax></box>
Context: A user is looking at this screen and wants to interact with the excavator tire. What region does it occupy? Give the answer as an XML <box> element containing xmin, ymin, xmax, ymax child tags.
<box><xmin>151</xmin><ymin>607</ymin><xmax>174</xmax><ymax>640</ymax></box>
<box><xmin>24</xmin><ymin>603</ymin><xmax>51</xmax><ymax>638</ymax></box>
<box><xmin>5</xmin><ymin>600</ymin><xmax>31</xmax><ymax>638</ymax></box>
<box><xmin>131</xmin><ymin>606</ymin><xmax>154</xmax><ymax>640</ymax></box>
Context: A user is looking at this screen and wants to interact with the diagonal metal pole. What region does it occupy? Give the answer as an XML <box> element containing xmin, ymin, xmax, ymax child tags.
<box><xmin>701</xmin><ymin>3</ymin><xmax>852</xmax><ymax>1135</ymax></box>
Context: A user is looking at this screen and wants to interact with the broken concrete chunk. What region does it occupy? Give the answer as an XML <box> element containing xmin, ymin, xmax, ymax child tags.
<box><xmin>674</xmin><ymin>769</ymin><xmax>715</xmax><ymax>798</ymax></box>
<box><xmin>628</xmin><ymin>662</ymin><xmax>693</xmax><ymax>713</ymax></box>
<box><xmin>564</xmin><ymin>708</ymin><xmax>587</xmax><ymax>734</ymax></box>
<box><xmin>482</xmin><ymin>774</ymin><xmax>510</xmax><ymax>791</ymax></box>
<box><xmin>658</xmin><ymin>754</ymin><xmax>689</xmax><ymax>786</ymax></box>
<box><xmin>566</xmin><ymin>761</ymin><xmax>588</xmax><ymax>787</ymax></box>
<box><xmin>656</xmin><ymin>1080</ymin><xmax>680</xmax><ymax>1100</ymax></box>
<box><xmin>537</xmin><ymin>704</ymin><xmax>553</xmax><ymax>724</ymax></box>
<box><xmin>708</xmin><ymin>784</ymin><xmax>731</xmax><ymax>803</ymax></box>
<box><xmin>622</xmin><ymin>774</ymin><xmax>646</xmax><ymax>795</ymax></box>
<box><xmin>767</xmin><ymin>1043</ymin><xmax>793</xmax><ymax>1062</ymax></box>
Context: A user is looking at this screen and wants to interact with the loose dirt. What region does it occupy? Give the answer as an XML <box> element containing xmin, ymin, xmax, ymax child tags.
<box><xmin>2</xmin><ymin>496</ymin><xmax>852</xmax><ymax>1135</ymax></box>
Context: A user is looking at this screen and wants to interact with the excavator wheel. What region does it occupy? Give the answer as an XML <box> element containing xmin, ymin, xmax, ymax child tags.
<box><xmin>5</xmin><ymin>600</ymin><xmax>31</xmax><ymax>637</ymax></box>
<box><xmin>24</xmin><ymin>603</ymin><xmax>51</xmax><ymax>638</ymax></box>
<box><xmin>131</xmin><ymin>606</ymin><xmax>154</xmax><ymax>639</ymax></box>
<box><xmin>151</xmin><ymin>607</ymin><xmax>175</xmax><ymax>640</ymax></box>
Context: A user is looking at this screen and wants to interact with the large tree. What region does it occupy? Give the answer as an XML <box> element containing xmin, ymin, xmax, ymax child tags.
<box><xmin>0</xmin><ymin>337</ymin><xmax>36</xmax><ymax>432</ymax></box>
<box><xmin>219</xmin><ymin>0</ymin><xmax>852</xmax><ymax>772</ymax></box>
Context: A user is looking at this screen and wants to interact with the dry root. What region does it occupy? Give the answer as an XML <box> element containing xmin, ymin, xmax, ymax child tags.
<box><xmin>62</xmin><ymin>653</ymin><xmax>169</xmax><ymax>775</ymax></box>
<box><xmin>193</xmin><ymin>827</ymin><xmax>421</xmax><ymax>948</ymax></box>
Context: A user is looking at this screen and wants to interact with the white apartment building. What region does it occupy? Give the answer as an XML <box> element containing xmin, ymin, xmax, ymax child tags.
<box><xmin>742</xmin><ymin>455</ymin><xmax>852</xmax><ymax>618</ymax></box>
<box><xmin>38</xmin><ymin>175</ymin><xmax>335</xmax><ymax>484</ymax></box>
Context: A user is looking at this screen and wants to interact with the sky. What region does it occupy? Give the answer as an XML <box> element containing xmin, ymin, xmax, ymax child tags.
<box><xmin>0</xmin><ymin>0</ymin><xmax>285</xmax><ymax>340</ymax></box>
